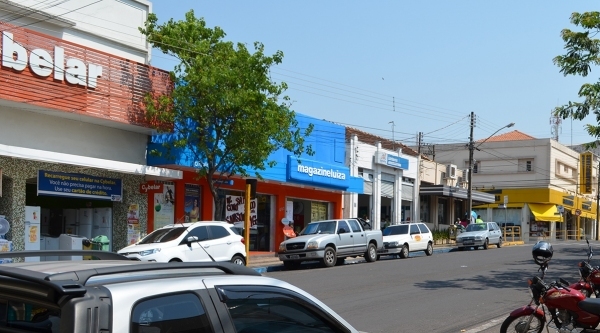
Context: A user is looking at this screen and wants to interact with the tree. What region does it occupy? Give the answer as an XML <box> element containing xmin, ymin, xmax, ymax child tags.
<box><xmin>554</xmin><ymin>11</ymin><xmax>600</xmax><ymax>143</ymax></box>
<box><xmin>140</xmin><ymin>10</ymin><xmax>313</xmax><ymax>220</ymax></box>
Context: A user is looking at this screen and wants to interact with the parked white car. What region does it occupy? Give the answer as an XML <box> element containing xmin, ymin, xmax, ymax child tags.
<box><xmin>118</xmin><ymin>221</ymin><xmax>247</xmax><ymax>264</ymax></box>
<box><xmin>455</xmin><ymin>222</ymin><xmax>503</xmax><ymax>250</ymax></box>
<box><xmin>377</xmin><ymin>222</ymin><xmax>434</xmax><ymax>259</ymax></box>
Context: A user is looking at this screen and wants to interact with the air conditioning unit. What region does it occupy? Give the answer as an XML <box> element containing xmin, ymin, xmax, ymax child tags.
<box><xmin>462</xmin><ymin>169</ymin><xmax>470</xmax><ymax>179</ymax></box>
<box><xmin>446</xmin><ymin>164</ymin><xmax>457</xmax><ymax>179</ymax></box>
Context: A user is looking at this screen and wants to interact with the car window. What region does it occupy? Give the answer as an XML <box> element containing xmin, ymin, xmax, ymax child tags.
<box><xmin>208</xmin><ymin>226</ymin><xmax>230</xmax><ymax>240</ymax></box>
<box><xmin>466</xmin><ymin>224</ymin><xmax>486</xmax><ymax>232</ymax></box>
<box><xmin>139</xmin><ymin>227</ymin><xmax>186</xmax><ymax>244</ymax></box>
<box><xmin>301</xmin><ymin>221</ymin><xmax>336</xmax><ymax>235</ymax></box>
<box><xmin>131</xmin><ymin>292</ymin><xmax>213</xmax><ymax>333</ymax></box>
<box><xmin>410</xmin><ymin>224</ymin><xmax>420</xmax><ymax>235</ymax></box>
<box><xmin>217</xmin><ymin>285</ymin><xmax>349</xmax><ymax>333</ymax></box>
<box><xmin>0</xmin><ymin>299</ymin><xmax>60</xmax><ymax>332</ymax></box>
<box><xmin>348</xmin><ymin>220</ymin><xmax>362</xmax><ymax>233</ymax></box>
<box><xmin>382</xmin><ymin>225</ymin><xmax>408</xmax><ymax>236</ymax></box>
<box><xmin>338</xmin><ymin>221</ymin><xmax>350</xmax><ymax>233</ymax></box>
<box><xmin>417</xmin><ymin>224</ymin><xmax>430</xmax><ymax>234</ymax></box>
<box><xmin>187</xmin><ymin>226</ymin><xmax>209</xmax><ymax>241</ymax></box>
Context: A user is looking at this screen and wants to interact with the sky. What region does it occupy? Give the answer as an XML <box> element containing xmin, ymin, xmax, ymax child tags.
<box><xmin>149</xmin><ymin>1</ymin><xmax>600</xmax><ymax>148</ymax></box>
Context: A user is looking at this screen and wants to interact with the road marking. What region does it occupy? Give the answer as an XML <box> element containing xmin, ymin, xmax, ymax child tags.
<box><xmin>462</xmin><ymin>315</ymin><xmax>505</xmax><ymax>332</ymax></box>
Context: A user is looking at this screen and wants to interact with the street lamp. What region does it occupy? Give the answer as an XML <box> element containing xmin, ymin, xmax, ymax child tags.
<box><xmin>466</xmin><ymin>121</ymin><xmax>515</xmax><ymax>223</ymax></box>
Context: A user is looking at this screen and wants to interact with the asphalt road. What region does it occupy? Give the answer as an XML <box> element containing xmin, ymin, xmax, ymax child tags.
<box><xmin>264</xmin><ymin>241</ymin><xmax>594</xmax><ymax>333</ymax></box>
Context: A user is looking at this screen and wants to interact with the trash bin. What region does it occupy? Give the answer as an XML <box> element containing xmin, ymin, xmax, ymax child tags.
<box><xmin>91</xmin><ymin>235</ymin><xmax>110</xmax><ymax>252</ymax></box>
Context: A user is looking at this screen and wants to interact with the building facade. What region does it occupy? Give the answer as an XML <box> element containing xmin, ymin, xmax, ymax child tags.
<box><xmin>0</xmin><ymin>0</ymin><xmax>181</xmax><ymax>255</ymax></box>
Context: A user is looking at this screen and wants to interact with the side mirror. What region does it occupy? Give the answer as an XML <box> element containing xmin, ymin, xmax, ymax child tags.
<box><xmin>186</xmin><ymin>236</ymin><xmax>199</xmax><ymax>244</ymax></box>
<box><xmin>338</xmin><ymin>228</ymin><xmax>346</xmax><ymax>234</ymax></box>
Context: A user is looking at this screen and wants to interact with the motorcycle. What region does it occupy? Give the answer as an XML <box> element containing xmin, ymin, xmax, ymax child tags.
<box><xmin>570</xmin><ymin>239</ymin><xmax>600</xmax><ymax>298</ymax></box>
<box><xmin>501</xmin><ymin>241</ymin><xmax>600</xmax><ymax>333</ymax></box>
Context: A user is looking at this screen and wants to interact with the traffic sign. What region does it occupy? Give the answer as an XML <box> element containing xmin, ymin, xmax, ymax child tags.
<box><xmin>575</xmin><ymin>209</ymin><xmax>582</xmax><ymax>216</ymax></box>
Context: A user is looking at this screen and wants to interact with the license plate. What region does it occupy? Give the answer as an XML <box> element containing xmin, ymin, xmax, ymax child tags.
<box><xmin>464</xmin><ymin>241</ymin><xmax>474</xmax><ymax>245</ymax></box>
<box><xmin>290</xmin><ymin>255</ymin><xmax>299</xmax><ymax>259</ymax></box>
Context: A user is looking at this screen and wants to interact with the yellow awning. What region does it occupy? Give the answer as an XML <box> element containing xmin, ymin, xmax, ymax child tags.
<box><xmin>529</xmin><ymin>203</ymin><xmax>562</xmax><ymax>222</ymax></box>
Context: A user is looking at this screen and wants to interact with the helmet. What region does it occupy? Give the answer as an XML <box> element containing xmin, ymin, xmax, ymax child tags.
<box><xmin>532</xmin><ymin>241</ymin><xmax>553</xmax><ymax>265</ymax></box>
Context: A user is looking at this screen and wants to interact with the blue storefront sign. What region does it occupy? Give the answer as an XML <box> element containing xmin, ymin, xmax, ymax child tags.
<box><xmin>375</xmin><ymin>152</ymin><xmax>409</xmax><ymax>169</ymax></box>
<box><xmin>38</xmin><ymin>170</ymin><xmax>123</xmax><ymax>201</ymax></box>
<box><xmin>288</xmin><ymin>157</ymin><xmax>350</xmax><ymax>188</ymax></box>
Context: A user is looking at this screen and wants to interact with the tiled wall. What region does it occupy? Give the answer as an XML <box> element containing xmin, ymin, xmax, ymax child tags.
<box><xmin>0</xmin><ymin>156</ymin><xmax>148</xmax><ymax>253</ymax></box>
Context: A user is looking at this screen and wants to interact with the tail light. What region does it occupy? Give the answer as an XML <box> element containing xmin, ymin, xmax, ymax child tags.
<box><xmin>240</xmin><ymin>237</ymin><xmax>245</xmax><ymax>245</ymax></box>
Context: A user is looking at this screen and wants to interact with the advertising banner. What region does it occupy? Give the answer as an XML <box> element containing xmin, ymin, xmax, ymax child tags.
<box><xmin>154</xmin><ymin>183</ymin><xmax>174</xmax><ymax>229</ymax></box>
<box><xmin>184</xmin><ymin>184</ymin><xmax>201</xmax><ymax>222</ymax></box>
<box><xmin>37</xmin><ymin>170</ymin><xmax>122</xmax><ymax>201</ymax></box>
<box><xmin>225</xmin><ymin>195</ymin><xmax>257</xmax><ymax>226</ymax></box>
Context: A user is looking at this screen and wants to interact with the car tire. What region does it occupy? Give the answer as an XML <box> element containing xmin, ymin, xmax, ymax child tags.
<box><xmin>283</xmin><ymin>261</ymin><xmax>300</xmax><ymax>270</ymax></box>
<box><xmin>335</xmin><ymin>258</ymin><xmax>345</xmax><ymax>266</ymax></box>
<box><xmin>322</xmin><ymin>247</ymin><xmax>336</xmax><ymax>267</ymax></box>
<box><xmin>365</xmin><ymin>243</ymin><xmax>377</xmax><ymax>262</ymax></box>
<box><xmin>425</xmin><ymin>242</ymin><xmax>433</xmax><ymax>256</ymax></box>
<box><xmin>231</xmin><ymin>255</ymin><xmax>245</xmax><ymax>266</ymax></box>
<box><xmin>169</xmin><ymin>258</ymin><xmax>182</xmax><ymax>262</ymax></box>
<box><xmin>483</xmin><ymin>239</ymin><xmax>489</xmax><ymax>250</ymax></box>
<box><xmin>497</xmin><ymin>237</ymin><xmax>503</xmax><ymax>248</ymax></box>
<box><xmin>399</xmin><ymin>244</ymin><xmax>409</xmax><ymax>259</ymax></box>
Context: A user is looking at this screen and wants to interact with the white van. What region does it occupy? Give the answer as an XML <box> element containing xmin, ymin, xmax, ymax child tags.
<box><xmin>377</xmin><ymin>222</ymin><xmax>433</xmax><ymax>259</ymax></box>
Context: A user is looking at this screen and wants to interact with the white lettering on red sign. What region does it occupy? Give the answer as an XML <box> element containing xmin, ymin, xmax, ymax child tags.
<box><xmin>140</xmin><ymin>183</ymin><xmax>162</xmax><ymax>193</ymax></box>
<box><xmin>1</xmin><ymin>32</ymin><xmax>102</xmax><ymax>88</ymax></box>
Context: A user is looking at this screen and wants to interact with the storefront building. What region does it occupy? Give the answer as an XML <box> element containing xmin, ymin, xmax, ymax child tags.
<box><xmin>146</xmin><ymin>114</ymin><xmax>363</xmax><ymax>252</ymax></box>
<box><xmin>0</xmin><ymin>1</ymin><xmax>182</xmax><ymax>256</ymax></box>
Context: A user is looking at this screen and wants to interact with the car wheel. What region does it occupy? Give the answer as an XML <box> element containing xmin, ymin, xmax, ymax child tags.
<box><xmin>483</xmin><ymin>238</ymin><xmax>489</xmax><ymax>250</ymax></box>
<box><xmin>335</xmin><ymin>258</ymin><xmax>345</xmax><ymax>266</ymax></box>
<box><xmin>283</xmin><ymin>261</ymin><xmax>300</xmax><ymax>270</ymax></box>
<box><xmin>365</xmin><ymin>243</ymin><xmax>377</xmax><ymax>262</ymax></box>
<box><xmin>497</xmin><ymin>237</ymin><xmax>503</xmax><ymax>248</ymax></box>
<box><xmin>322</xmin><ymin>247</ymin><xmax>336</xmax><ymax>267</ymax></box>
<box><xmin>399</xmin><ymin>244</ymin><xmax>409</xmax><ymax>259</ymax></box>
<box><xmin>231</xmin><ymin>255</ymin><xmax>245</xmax><ymax>266</ymax></box>
<box><xmin>169</xmin><ymin>258</ymin><xmax>182</xmax><ymax>262</ymax></box>
<box><xmin>425</xmin><ymin>242</ymin><xmax>433</xmax><ymax>256</ymax></box>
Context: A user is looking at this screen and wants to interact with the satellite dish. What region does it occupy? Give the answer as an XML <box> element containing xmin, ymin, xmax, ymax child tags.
<box><xmin>0</xmin><ymin>218</ymin><xmax>10</xmax><ymax>237</ymax></box>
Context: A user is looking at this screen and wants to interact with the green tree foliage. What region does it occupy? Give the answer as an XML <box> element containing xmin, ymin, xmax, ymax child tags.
<box><xmin>140</xmin><ymin>10</ymin><xmax>313</xmax><ymax>220</ymax></box>
<box><xmin>554</xmin><ymin>12</ymin><xmax>600</xmax><ymax>143</ymax></box>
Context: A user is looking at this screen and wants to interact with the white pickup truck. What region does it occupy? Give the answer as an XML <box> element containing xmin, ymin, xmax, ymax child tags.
<box><xmin>277</xmin><ymin>218</ymin><xmax>383</xmax><ymax>269</ymax></box>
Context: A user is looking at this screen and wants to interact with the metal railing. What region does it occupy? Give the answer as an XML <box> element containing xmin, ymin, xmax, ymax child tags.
<box><xmin>502</xmin><ymin>226</ymin><xmax>521</xmax><ymax>242</ymax></box>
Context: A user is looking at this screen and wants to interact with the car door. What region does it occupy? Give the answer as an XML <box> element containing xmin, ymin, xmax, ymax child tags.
<box><xmin>489</xmin><ymin>222</ymin><xmax>501</xmax><ymax>243</ymax></box>
<box><xmin>409</xmin><ymin>224</ymin><xmax>424</xmax><ymax>250</ymax></box>
<box><xmin>336</xmin><ymin>220</ymin><xmax>354</xmax><ymax>256</ymax></box>
<box><xmin>348</xmin><ymin>219</ymin><xmax>366</xmax><ymax>253</ymax></box>
<box><xmin>183</xmin><ymin>225</ymin><xmax>212</xmax><ymax>262</ymax></box>
<box><xmin>204</xmin><ymin>225</ymin><xmax>233</xmax><ymax>261</ymax></box>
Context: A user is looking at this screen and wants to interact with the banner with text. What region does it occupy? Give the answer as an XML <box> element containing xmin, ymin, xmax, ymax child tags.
<box><xmin>225</xmin><ymin>195</ymin><xmax>257</xmax><ymax>226</ymax></box>
<box><xmin>37</xmin><ymin>170</ymin><xmax>122</xmax><ymax>201</ymax></box>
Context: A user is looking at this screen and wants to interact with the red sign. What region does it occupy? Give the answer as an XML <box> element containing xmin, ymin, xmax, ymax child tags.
<box><xmin>139</xmin><ymin>183</ymin><xmax>162</xmax><ymax>194</ymax></box>
<box><xmin>575</xmin><ymin>209</ymin><xmax>582</xmax><ymax>216</ymax></box>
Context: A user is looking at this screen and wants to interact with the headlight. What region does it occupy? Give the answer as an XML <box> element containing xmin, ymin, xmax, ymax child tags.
<box><xmin>279</xmin><ymin>243</ymin><xmax>286</xmax><ymax>252</ymax></box>
<box><xmin>456</xmin><ymin>237</ymin><xmax>462</xmax><ymax>242</ymax></box>
<box><xmin>307</xmin><ymin>241</ymin><xmax>318</xmax><ymax>249</ymax></box>
<box><xmin>475</xmin><ymin>236</ymin><xmax>483</xmax><ymax>240</ymax></box>
<box><xmin>139</xmin><ymin>248</ymin><xmax>161</xmax><ymax>256</ymax></box>
<box><xmin>389</xmin><ymin>241</ymin><xmax>399</xmax><ymax>247</ymax></box>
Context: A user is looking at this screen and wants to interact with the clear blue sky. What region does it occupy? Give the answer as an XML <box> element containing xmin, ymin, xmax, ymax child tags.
<box><xmin>149</xmin><ymin>1</ymin><xmax>600</xmax><ymax>147</ymax></box>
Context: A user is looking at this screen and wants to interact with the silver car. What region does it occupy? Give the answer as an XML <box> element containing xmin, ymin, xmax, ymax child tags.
<box><xmin>455</xmin><ymin>222</ymin><xmax>503</xmax><ymax>250</ymax></box>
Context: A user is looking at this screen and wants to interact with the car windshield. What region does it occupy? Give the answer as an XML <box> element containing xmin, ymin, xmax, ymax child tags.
<box><xmin>138</xmin><ymin>227</ymin><xmax>186</xmax><ymax>244</ymax></box>
<box><xmin>300</xmin><ymin>221</ymin><xmax>337</xmax><ymax>235</ymax></box>
<box><xmin>465</xmin><ymin>224</ymin><xmax>487</xmax><ymax>232</ymax></box>
<box><xmin>382</xmin><ymin>225</ymin><xmax>409</xmax><ymax>236</ymax></box>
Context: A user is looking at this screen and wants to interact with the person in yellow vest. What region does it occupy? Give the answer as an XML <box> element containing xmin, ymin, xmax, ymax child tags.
<box><xmin>476</xmin><ymin>215</ymin><xmax>484</xmax><ymax>223</ymax></box>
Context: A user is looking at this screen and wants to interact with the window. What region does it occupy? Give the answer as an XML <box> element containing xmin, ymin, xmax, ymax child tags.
<box><xmin>187</xmin><ymin>226</ymin><xmax>209</xmax><ymax>241</ymax></box>
<box><xmin>348</xmin><ymin>220</ymin><xmax>362</xmax><ymax>233</ymax></box>
<box><xmin>131</xmin><ymin>293</ymin><xmax>212</xmax><ymax>333</ymax></box>
<box><xmin>139</xmin><ymin>227</ymin><xmax>186</xmax><ymax>244</ymax></box>
<box><xmin>208</xmin><ymin>226</ymin><xmax>230</xmax><ymax>239</ymax></box>
<box><xmin>338</xmin><ymin>221</ymin><xmax>350</xmax><ymax>233</ymax></box>
<box><xmin>410</xmin><ymin>224</ymin><xmax>420</xmax><ymax>235</ymax></box>
<box><xmin>518</xmin><ymin>159</ymin><xmax>533</xmax><ymax>172</ymax></box>
<box><xmin>473</xmin><ymin>162</ymin><xmax>479</xmax><ymax>174</ymax></box>
<box><xmin>218</xmin><ymin>285</ymin><xmax>349</xmax><ymax>333</ymax></box>
<box><xmin>526</xmin><ymin>161</ymin><xmax>532</xmax><ymax>171</ymax></box>
<box><xmin>0</xmin><ymin>299</ymin><xmax>60</xmax><ymax>331</ymax></box>
<box><xmin>417</xmin><ymin>224</ymin><xmax>430</xmax><ymax>234</ymax></box>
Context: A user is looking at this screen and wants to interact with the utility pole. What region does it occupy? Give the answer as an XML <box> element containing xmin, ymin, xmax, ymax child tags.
<box><xmin>413</xmin><ymin>132</ymin><xmax>423</xmax><ymax>223</ymax></box>
<box><xmin>467</xmin><ymin>112</ymin><xmax>475</xmax><ymax>224</ymax></box>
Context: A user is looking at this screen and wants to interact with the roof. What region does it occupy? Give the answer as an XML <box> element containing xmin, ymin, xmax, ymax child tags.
<box><xmin>477</xmin><ymin>130</ymin><xmax>536</xmax><ymax>143</ymax></box>
<box><xmin>345</xmin><ymin>127</ymin><xmax>426</xmax><ymax>159</ymax></box>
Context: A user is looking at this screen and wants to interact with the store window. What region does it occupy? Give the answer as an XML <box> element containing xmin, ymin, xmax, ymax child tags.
<box><xmin>220</xmin><ymin>191</ymin><xmax>272</xmax><ymax>251</ymax></box>
<box><xmin>437</xmin><ymin>198</ymin><xmax>448</xmax><ymax>225</ymax></box>
<box><xmin>419</xmin><ymin>195</ymin><xmax>430</xmax><ymax>223</ymax></box>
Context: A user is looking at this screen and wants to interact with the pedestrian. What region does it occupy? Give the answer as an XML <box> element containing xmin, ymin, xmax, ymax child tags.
<box><xmin>364</xmin><ymin>215</ymin><xmax>370</xmax><ymax>223</ymax></box>
<box><xmin>476</xmin><ymin>215</ymin><xmax>484</xmax><ymax>223</ymax></box>
<box><xmin>455</xmin><ymin>217</ymin><xmax>461</xmax><ymax>225</ymax></box>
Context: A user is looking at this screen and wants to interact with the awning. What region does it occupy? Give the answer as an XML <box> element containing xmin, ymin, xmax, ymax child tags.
<box><xmin>419</xmin><ymin>185</ymin><xmax>495</xmax><ymax>203</ymax></box>
<box><xmin>0</xmin><ymin>143</ymin><xmax>182</xmax><ymax>180</ymax></box>
<box><xmin>528</xmin><ymin>203</ymin><xmax>562</xmax><ymax>222</ymax></box>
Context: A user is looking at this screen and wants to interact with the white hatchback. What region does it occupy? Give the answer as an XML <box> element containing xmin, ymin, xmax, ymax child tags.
<box><xmin>377</xmin><ymin>222</ymin><xmax>434</xmax><ymax>259</ymax></box>
<box><xmin>118</xmin><ymin>221</ymin><xmax>247</xmax><ymax>265</ymax></box>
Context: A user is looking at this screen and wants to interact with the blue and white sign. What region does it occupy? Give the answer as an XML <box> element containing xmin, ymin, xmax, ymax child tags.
<box><xmin>37</xmin><ymin>170</ymin><xmax>123</xmax><ymax>201</ymax></box>
<box><xmin>288</xmin><ymin>157</ymin><xmax>350</xmax><ymax>188</ymax></box>
<box><xmin>375</xmin><ymin>152</ymin><xmax>409</xmax><ymax>169</ymax></box>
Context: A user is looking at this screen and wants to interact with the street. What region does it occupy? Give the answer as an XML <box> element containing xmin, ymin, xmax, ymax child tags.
<box><xmin>265</xmin><ymin>241</ymin><xmax>593</xmax><ymax>333</ymax></box>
